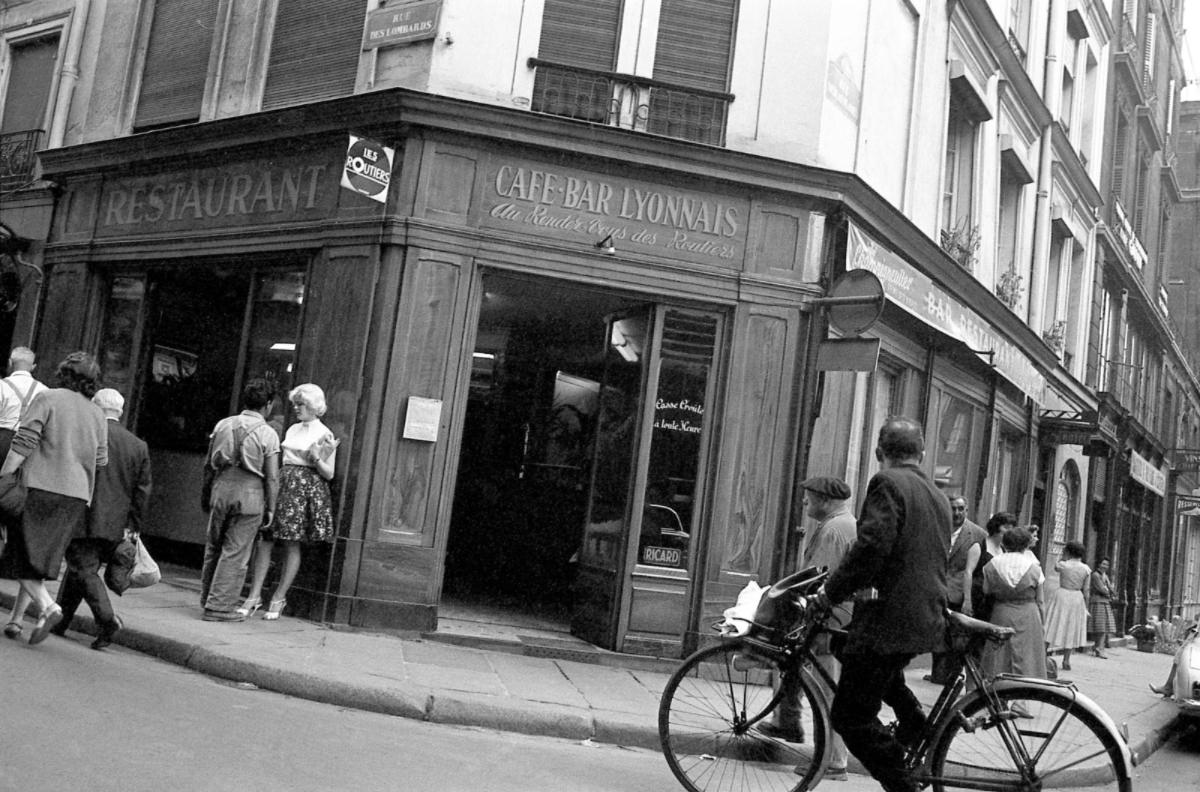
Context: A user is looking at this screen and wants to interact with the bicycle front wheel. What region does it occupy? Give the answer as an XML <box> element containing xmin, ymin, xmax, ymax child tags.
<box><xmin>929</xmin><ymin>685</ymin><xmax>1130</xmax><ymax>792</ymax></box>
<box><xmin>659</xmin><ymin>639</ymin><xmax>828</xmax><ymax>792</ymax></box>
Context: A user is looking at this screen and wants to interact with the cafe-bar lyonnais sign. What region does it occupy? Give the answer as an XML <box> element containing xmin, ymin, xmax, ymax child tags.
<box><xmin>481</xmin><ymin>159</ymin><xmax>748</xmax><ymax>268</ymax></box>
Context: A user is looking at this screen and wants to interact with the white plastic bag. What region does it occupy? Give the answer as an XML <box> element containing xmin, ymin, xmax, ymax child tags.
<box><xmin>718</xmin><ymin>580</ymin><xmax>766</xmax><ymax>636</ymax></box>
<box><xmin>129</xmin><ymin>537</ymin><xmax>161</xmax><ymax>588</ymax></box>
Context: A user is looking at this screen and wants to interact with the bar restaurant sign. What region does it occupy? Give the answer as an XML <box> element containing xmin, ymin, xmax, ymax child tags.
<box><xmin>363</xmin><ymin>0</ymin><xmax>441</xmax><ymax>48</ymax></box>
<box><xmin>847</xmin><ymin>221</ymin><xmax>1046</xmax><ymax>403</ymax></box>
<box><xmin>480</xmin><ymin>157</ymin><xmax>749</xmax><ymax>269</ymax></box>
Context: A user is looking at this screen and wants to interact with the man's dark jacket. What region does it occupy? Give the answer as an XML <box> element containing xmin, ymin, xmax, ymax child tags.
<box><xmin>85</xmin><ymin>420</ymin><xmax>151</xmax><ymax>542</ymax></box>
<box><xmin>824</xmin><ymin>461</ymin><xmax>950</xmax><ymax>655</ymax></box>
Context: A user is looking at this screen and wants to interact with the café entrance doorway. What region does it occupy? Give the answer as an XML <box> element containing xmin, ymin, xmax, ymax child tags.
<box><xmin>442</xmin><ymin>270</ymin><xmax>721</xmax><ymax>653</ymax></box>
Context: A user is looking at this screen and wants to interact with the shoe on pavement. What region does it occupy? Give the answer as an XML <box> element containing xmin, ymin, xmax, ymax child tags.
<box><xmin>825</xmin><ymin>767</ymin><xmax>849</xmax><ymax>782</ymax></box>
<box><xmin>757</xmin><ymin>722</ymin><xmax>805</xmax><ymax>743</ymax></box>
<box><xmin>1148</xmin><ymin>684</ymin><xmax>1172</xmax><ymax>698</ymax></box>
<box><xmin>91</xmin><ymin>615</ymin><xmax>123</xmax><ymax>650</ymax></box>
<box><xmin>28</xmin><ymin>605</ymin><xmax>63</xmax><ymax>646</ymax></box>
<box><xmin>202</xmin><ymin>609</ymin><xmax>246</xmax><ymax>622</ymax></box>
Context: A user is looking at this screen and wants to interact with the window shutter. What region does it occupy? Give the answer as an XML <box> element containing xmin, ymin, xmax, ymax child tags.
<box><xmin>1134</xmin><ymin>154</ymin><xmax>1149</xmax><ymax>235</ymax></box>
<box><xmin>134</xmin><ymin>0</ymin><xmax>217</xmax><ymax>129</ymax></box>
<box><xmin>536</xmin><ymin>0</ymin><xmax>621</xmax><ymax>71</ymax></box>
<box><xmin>653</xmin><ymin>0</ymin><xmax>736</xmax><ymax>92</ymax></box>
<box><xmin>0</xmin><ymin>35</ymin><xmax>58</xmax><ymax>133</ymax></box>
<box><xmin>262</xmin><ymin>0</ymin><xmax>368</xmax><ymax>111</ymax></box>
<box><xmin>1111</xmin><ymin>115</ymin><xmax>1129</xmax><ymax>198</ymax></box>
<box><xmin>1142</xmin><ymin>12</ymin><xmax>1156</xmax><ymax>91</ymax></box>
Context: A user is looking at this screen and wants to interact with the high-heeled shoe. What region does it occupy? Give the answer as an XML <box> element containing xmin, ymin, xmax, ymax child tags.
<box><xmin>236</xmin><ymin>597</ymin><xmax>262</xmax><ymax>618</ymax></box>
<box><xmin>1091</xmin><ymin>648</ymin><xmax>1108</xmax><ymax>659</ymax></box>
<box><xmin>263</xmin><ymin>598</ymin><xmax>286</xmax><ymax>621</ymax></box>
<box><xmin>4</xmin><ymin>621</ymin><xmax>22</xmax><ymax>640</ymax></box>
<box><xmin>28</xmin><ymin>604</ymin><xmax>62</xmax><ymax>646</ymax></box>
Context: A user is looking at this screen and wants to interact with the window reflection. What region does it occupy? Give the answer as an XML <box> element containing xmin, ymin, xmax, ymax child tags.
<box><xmin>636</xmin><ymin>310</ymin><xmax>718</xmax><ymax>571</ymax></box>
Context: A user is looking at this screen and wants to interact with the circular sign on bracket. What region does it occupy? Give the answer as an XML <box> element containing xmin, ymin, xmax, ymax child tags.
<box><xmin>827</xmin><ymin>268</ymin><xmax>885</xmax><ymax>336</ymax></box>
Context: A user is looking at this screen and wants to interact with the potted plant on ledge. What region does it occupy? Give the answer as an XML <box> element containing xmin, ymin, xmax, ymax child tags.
<box><xmin>1042</xmin><ymin>320</ymin><xmax>1067</xmax><ymax>357</ymax></box>
<box><xmin>996</xmin><ymin>269</ymin><xmax>1024</xmax><ymax>311</ymax></box>
<box><xmin>940</xmin><ymin>220</ymin><xmax>981</xmax><ymax>273</ymax></box>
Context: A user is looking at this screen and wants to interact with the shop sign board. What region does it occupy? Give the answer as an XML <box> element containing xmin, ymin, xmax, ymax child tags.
<box><xmin>847</xmin><ymin>221</ymin><xmax>1046</xmax><ymax>403</ymax></box>
<box><xmin>362</xmin><ymin>0</ymin><xmax>441</xmax><ymax>49</ymax></box>
<box><xmin>1172</xmin><ymin>448</ymin><xmax>1200</xmax><ymax>474</ymax></box>
<box><xmin>341</xmin><ymin>135</ymin><xmax>395</xmax><ymax>204</ymax></box>
<box><xmin>641</xmin><ymin>545</ymin><xmax>683</xmax><ymax>567</ymax></box>
<box><xmin>1130</xmin><ymin>449</ymin><xmax>1166</xmax><ymax>496</ymax></box>
<box><xmin>94</xmin><ymin>151</ymin><xmax>341</xmax><ymax>237</ymax></box>
<box><xmin>480</xmin><ymin>157</ymin><xmax>750</xmax><ymax>269</ymax></box>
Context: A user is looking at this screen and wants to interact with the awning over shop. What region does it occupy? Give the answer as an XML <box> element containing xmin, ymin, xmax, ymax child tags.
<box><xmin>847</xmin><ymin>221</ymin><xmax>1046</xmax><ymax>403</ymax></box>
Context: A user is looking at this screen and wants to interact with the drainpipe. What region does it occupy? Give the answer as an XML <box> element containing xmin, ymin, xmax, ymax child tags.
<box><xmin>1029</xmin><ymin>0</ymin><xmax>1066</xmax><ymax>336</ymax></box>
<box><xmin>47</xmin><ymin>0</ymin><xmax>92</xmax><ymax>148</ymax></box>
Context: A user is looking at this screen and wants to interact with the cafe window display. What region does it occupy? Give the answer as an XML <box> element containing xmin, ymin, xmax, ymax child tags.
<box><xmin>97</xmin><ymin>264</ymin><xmax>305</xmax><ymax>545</ymax></box>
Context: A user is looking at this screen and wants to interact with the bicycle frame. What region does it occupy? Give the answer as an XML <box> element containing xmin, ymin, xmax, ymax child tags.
<box><xmin>775</xmin><ymin>620</ymin><xmax>1133</xmax><ymax>792</ymax></box>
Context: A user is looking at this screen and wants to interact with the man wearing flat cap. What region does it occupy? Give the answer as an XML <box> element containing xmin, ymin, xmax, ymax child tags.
<box><xmin>758</xmin><ymin>475</ymin><xmax>856</xmax><ymax>780</ymax></box>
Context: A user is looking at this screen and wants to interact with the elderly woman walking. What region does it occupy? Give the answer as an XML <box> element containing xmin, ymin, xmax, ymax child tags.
<box><xmin>0</xmin><ymin>352</ymin><xmax>107</xmax><ymax>645</ymax></box>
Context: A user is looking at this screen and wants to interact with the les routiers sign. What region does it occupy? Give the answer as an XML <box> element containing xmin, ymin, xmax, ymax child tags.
<box><xmin>94</xmin><ymin>152</ymin><xmax>343</xmax><ymax>237</ymax></box>
<box><xmin>480</xmin><ymin>158</ymin><xmax>749</xmax><ymax>268</ymax></box>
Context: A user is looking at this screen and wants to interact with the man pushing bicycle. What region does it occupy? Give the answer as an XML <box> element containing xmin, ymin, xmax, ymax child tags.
<box><xmin>809</xmin><ymin>416</ymin><xmax>950</xmax><ymax>792</ymax></box>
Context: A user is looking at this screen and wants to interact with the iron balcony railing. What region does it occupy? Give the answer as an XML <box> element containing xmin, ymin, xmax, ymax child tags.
<box><xmin>0</xmin><ymin>129</ymin><xmax>43</xmax><ymax>191</ymax></box>
<box><xmin>527</xmin><ymin>58</ymin><xmax>732</xmax><ymax>147</ymax></box>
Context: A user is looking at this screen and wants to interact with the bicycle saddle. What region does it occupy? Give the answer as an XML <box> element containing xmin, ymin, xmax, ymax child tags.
<box><xmin>945</xmin><ymin>609</ymin><xmax>1015</xmax><ymax>640</ymax></box>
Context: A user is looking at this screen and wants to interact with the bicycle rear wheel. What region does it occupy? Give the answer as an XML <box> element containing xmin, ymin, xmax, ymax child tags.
<box><xmin>659</xmin><ymin>639</ymin><xmax>828</xmax><ymax>792</ymax></box>
<box><xmin>928</xmin><ymin>686</ymin><xmax>1130</xmax><ymax>792</ymax></box>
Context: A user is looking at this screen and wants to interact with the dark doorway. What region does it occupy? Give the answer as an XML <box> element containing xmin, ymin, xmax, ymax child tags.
<box><xmin>442</xmin><ymin>272</ymin><xmax>646</xmax><ymax>634</ymax></box>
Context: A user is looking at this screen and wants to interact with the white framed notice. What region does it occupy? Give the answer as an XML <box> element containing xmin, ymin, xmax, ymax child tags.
<box><xmin>403</xmin><ymin>396</ymin><xmax>442</xmax><ymax>441</ymax></box>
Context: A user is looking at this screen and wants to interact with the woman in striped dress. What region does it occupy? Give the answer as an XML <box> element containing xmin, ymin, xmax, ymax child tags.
<box><xmin>1088</xmin><ymin>557</ymin><xmax>1117</xmax><ymax>659</ymax></box>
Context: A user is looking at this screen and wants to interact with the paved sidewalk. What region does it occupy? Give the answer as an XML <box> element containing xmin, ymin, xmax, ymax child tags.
<box><xmin>0</xmin><ymin>570</ymin><xmax>1182</xmax><ymax>770</ymax></box>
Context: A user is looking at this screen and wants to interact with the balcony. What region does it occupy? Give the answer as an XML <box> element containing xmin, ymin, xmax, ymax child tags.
<box><xmin>527</xmin><ymin>58</ymin><xmax>732</xmax><ymax>147</ymax></box>
<box><xmin>0</xmin><ymin>129</ymin><xmax>43</xmax><ymax>192</ymax></box>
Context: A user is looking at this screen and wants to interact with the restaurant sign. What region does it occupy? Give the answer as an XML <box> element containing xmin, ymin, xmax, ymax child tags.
<box><xmin>1131</xmin><ymin>450</ymin><xmax>1166</xmax><ymax>496</ymax></box>
<box><xmin>480</xmin><ymin>158</ymin><xmax>748</xmax><ymax>269</ymax></box>
<box><xmin>95</xmin><ymin>151</ymin><xmax>340</xmax><ymax>237</ymax></box>
<box><xmin>847</xmin><ymin>222</ymin><xmax>1046</xmax><ymax>402</ymax></box>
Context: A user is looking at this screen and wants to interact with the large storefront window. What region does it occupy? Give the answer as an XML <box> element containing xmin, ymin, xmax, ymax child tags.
<box><xmin>932</xmin><ymin>389</ymin><xmax>980</xmax><ymax>499</ymax></box>
<box><xmin>98</xmin><ymin>263</ymin><xmax>306</xmax><ymax>546</ymax></box>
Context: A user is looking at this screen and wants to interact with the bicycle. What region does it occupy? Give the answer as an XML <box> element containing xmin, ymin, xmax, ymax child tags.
<box><xmin>658</xmin><ymin>567</ymin><xmax>1133</xmax><ymax>792</ymax></box>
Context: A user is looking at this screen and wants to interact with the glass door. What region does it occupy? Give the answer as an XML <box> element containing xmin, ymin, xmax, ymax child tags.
<box><xmin>571</xmin><ymin>308</ymin><xmax>652</xmax><ymax>648</ymax></box>
<box><xmin>570</xmin><ymin>305</ymin><xmax>722</xmax><ymax>653</ymax></box>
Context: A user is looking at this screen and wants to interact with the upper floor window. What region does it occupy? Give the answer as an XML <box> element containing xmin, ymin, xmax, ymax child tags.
<box><xmin>1</xmin><ymin>31</ymin><xmax>60</xmax><ymax>189</ymax></box>
<box><xmin>261</xmin><ymin>0</ymin><xmax>368</xmax><ymax>111</ymax></box>
<box><xmin>1009</xmin><ymin>0</ymin><xmax>1032</xmax><ymax>65</ymax></box>
<box><xmin>529</xmin><ymin>0</ymin><xmax>735</xmax><ymax>146</ymax></box>
<box><xmin>134</xmin><ymin>0</ymin><xmax>218</xmax><ymax>130</ymax></box>
<box><xmin>942</xmin><ymin>102</ymin><xmax>979</xmax><ymax>262</ymax></box>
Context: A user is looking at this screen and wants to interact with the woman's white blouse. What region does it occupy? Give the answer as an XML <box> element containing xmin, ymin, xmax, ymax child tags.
<box><xmin>281</xmin><ymin>418</ymin><xmax>334</xmax><ymax>468</ymax></box>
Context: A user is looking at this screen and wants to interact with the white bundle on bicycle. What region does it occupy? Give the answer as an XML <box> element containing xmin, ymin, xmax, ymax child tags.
<box><xmin>718</xmin><ymin>580</ymin><xmax>766</xmax><ymax>636</ymax></box>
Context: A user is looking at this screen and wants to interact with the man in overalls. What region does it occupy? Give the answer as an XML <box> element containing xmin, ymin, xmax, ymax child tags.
<box><xmin>200</xmin><ymin>378</ymin><xmax>280</xmax><ymax>621</ymax></box>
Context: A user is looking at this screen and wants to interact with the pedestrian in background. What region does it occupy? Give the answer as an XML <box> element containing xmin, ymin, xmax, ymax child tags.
<box><xmin>927</xmin><ymin>494</ymin><xmax>987</xmax><ymax>684</ymax></box>
<box><xmin>1043</xmin><ymin>540</ymin><xmax>1091</xmax><ymax>671</ymax></box>
<box><xmin>4</xmin><ymin>346</ymin><xmax>48</xmax><ymax>410</ymax></box>
<box><xmin>759</xmin><ymin>475</ymin><xmax>855</xmax><ymax>781</ymax></box>
<box><xmin>981</xmin><ymin>525</ymin><xmax>1047</xmax><ymax>678</ymax></box>
<box><xmin>239</xmin><ymin>383</ymin><xmax>337</xmax><ymax>621</ymax></box>
<box><xmin>0</xmin><ymin>346</ymin><xmax>52</xmax><ymax>636</ymax></box>
<box><xmin>812</xmin><ymin>417</ymin><xmax>950</xmax><ymax>792</ymax></box>
<box><xmin>0</xmin><ymin>352</ymin><xmax>108</xmax><ymax>645</ymax></box>
<box><xmin>964</xmin><ymin>511</ymin><xmax>1016</xmax><ymax>622</ymax></box>
<box><xmin>50</xmin><ymin>388</ymin><xmax>150</xmax><ymax>649</ymax></box>
<box><xmin>1088</xmin><ymin>557</ymin><xmax>1116</xmax><ymax>658</ymax></box>
<box><xmin>200</xmin><ymin>378</ymin><xmax>280</xmax><ymax>622</ymax></box>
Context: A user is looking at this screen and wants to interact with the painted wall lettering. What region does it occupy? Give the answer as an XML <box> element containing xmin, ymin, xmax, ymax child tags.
<box><xmin>482</xmin><ymin>158</ymin><xmax>750</xmax><ymax>268</ymax></box>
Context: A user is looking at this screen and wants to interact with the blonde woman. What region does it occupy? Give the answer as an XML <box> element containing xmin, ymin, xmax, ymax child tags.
<box><xmin>240</xmin><ymin>383</ymin><xmax>338</xmax><ymax>620</ymax></box>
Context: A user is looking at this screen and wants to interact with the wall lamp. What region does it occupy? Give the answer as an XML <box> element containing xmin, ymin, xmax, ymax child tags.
<box><xmin>594</xmin><ymin>234</ymin><xmax>616</xmax><ymax>255</ymax></box>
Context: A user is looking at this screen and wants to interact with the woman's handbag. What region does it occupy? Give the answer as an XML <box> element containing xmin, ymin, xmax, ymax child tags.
<box><xmin>0</xmin><ymin>470</ymin><xmax>26</xmax><ymax>522</ymax></box>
